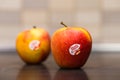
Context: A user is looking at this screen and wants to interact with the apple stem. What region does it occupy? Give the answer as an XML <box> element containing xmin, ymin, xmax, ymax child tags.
<box><xmin>33</xmin><ymin>26</ymin><xmax>36</xmax><ymax>28</ymax></box>
<box><xmin>61</xmin><ymin>22</ymin><xmax>67</xmax><ymax>27</ymax></box>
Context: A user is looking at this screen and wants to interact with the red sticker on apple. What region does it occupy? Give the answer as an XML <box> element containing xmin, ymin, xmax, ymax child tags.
<box><xmin>29</xmin><ymin>40</ymin><xmax>40</xmax><ymax>51</ymax></box>
<box><xmin>69</xmin><ymin>44</ymin><xmax>80</xmax><ymax>55</ymax></box>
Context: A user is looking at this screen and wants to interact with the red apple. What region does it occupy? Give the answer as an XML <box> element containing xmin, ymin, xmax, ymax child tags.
<box><xmin>51</xmin><ymin>22</ymin><xmax>92</xmax><ymax>68</ymax></box>
<box><xmin>16</xmin><ymin>26</ymin><xmax>50</xmax><ymax>64</ymax></box>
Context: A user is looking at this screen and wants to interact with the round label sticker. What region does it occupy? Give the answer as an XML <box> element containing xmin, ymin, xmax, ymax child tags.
<box><xmin>29</xmin><ymin>40</ymin><xmax>40</xmax><ymax>51</ymax></box>
<box><xmin>69</xmin><ymin>44</ymin><xmax>80</xmax><ymax>55</ymax></box>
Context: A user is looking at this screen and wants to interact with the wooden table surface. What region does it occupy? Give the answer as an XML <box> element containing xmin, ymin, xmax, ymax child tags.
<box><xmin>0</xmin><ymin>51</ymin><xmax>120</xmax><ymax>80</ymax></box>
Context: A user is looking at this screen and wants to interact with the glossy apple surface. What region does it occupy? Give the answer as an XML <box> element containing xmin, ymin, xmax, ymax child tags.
<box><xmin>51</xmin><ymin>22</ymin><xmax>92</xmax><ymax>68</ymax></box>
<box><xmin>16</xmin><ymin>26</ymin><xmax>50</xmax><ymax>64</ymax></box>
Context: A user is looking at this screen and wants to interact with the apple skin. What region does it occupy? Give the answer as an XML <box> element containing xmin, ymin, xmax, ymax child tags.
<box><xmin>16</xmin><ymin>27</ymin><xmax>50</xmax><ymax>64</ymax></box>
<box><xmin>51</xmin><ymin>26</ymin><xmax>92</xmax><ymax>68</ymax></box>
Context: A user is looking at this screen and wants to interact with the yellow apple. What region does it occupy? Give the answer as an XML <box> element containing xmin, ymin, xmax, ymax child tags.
<box><xmin>16</xmin><ymin>26</ymin><xmax>50</xmax><ymax>64</ymax></box>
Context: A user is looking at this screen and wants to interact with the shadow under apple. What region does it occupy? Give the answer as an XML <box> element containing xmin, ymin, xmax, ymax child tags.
<box><xmin>16</xmin><ymin>64</ymin><xmax>51</xmax><ymax>80</ymax></box>
<box><xmin>53</xmin><ymin>68</ymin><xmax>88</xmax><ymax>80</ymax></box>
